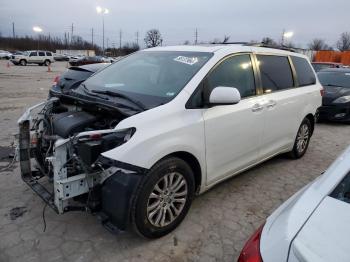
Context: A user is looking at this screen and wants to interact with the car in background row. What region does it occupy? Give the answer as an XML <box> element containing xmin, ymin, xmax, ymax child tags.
<box><xmin>10</xmin><ymin>50</ymin><xmax>55</xmax><ymax>66</ymax></box>
<box><xmin>69</xmin><ymin>55</ymin><xmax>105</xmax><ymax>66</ymax></box>
<box><xmin>53</xmin><ymin>53</ymin><xmax>70</xmax><ymax>61</ymax></box>
<box><xmin>0</xmin><ymin>50</ymin><xmax>12</xmax><ymax>59</ymax></box>
<box><xmin>50</xmin><ymin>63</ymin><xmax>110</xmax><ymax>97</ymax></box>
<box><xmin>317</xmin><ymin>68</ymin><xmax>350</xmax><ymax>123</ymax></box>
<box><xmin>238</xmin><ymin>144</ymin><xmax>350</xmax><ymax>262</ymax></box>
<box><xmin>312</xmin><ymin>62</ymin><xmax>343</xmax><ymax>72</ymax></box>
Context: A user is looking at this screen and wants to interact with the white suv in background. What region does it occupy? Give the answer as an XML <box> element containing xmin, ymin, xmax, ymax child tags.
<box><xmin>17</xmin><ymin>44</ymin><xmax>322</xmax><ymax>238</ymax></box>
<box><xmin>10</xmin><ymin>50</ymin><xmax>55</xmax><ymax>66</ymax></box>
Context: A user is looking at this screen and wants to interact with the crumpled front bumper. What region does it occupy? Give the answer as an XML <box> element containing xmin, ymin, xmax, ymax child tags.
<box><xmin>17</xmin><ymin>100</ymin><xmax>148</xmax><ymax>231</ymax></box>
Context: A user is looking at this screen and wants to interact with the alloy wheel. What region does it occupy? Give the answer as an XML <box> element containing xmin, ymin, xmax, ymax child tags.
<box><xmin>146</xmin><ymin>172</ymin><xmax>188</xmax><ymax>228</ymax></box>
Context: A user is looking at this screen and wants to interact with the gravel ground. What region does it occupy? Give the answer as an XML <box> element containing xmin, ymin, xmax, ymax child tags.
<box><xmin>0</xmin><ymin>59</ymin><xmax>349</xmax><ymax>262</ymax></box>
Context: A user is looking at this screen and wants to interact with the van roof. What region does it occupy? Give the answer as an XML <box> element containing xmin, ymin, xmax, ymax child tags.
<box><xmin>144</xmin><ymin>44</ymin><xmax>304</xmax><ymax>57</ymax></box>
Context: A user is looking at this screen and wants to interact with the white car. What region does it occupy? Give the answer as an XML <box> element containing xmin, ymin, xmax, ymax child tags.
<box><xmin>10</xmin><ymin>50</ymin><xmax>55</xmax><ymax>66</ymax></box>
<box><xmin>0</xmin><ymin>50</ymin><xmax>12</xmax><ymax>59</ymax></box>
<box><xmin>16</xmin><ymin>44</ymin><xmax>322</xmax><ymax>238</ymax></box>
<box><xmin>238</xmin><ymin>145</ymin><xmax>350</xmax><ymax>262</ymax></box>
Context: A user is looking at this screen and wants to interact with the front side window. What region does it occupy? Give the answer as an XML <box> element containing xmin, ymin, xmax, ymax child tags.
<box><xmin>257</xmin><ymin>55</ymin><xmax>294</xmax><ymax>93</ymax></box>
<box><xmin>204</xmin><ymin>54</ymin><xmax>256</xmax><ymax>100</ymax></box>
<box><xmin>38</xmin><ymin>52</ymin><xmax>45</xmax><ymax>56</ymax></box>
<box><xmin>330</xmin><ymin>172</ymin><xmax>350</xmax><ymax>204</ymax></box>
<box><xmin>30</xmin><ymin>52</ymin><xmax>37</xmax><ymax>57</ymax></box>
<box><xmin>291</xmin><ymin>56</ymin><xmax>316</xmax><ymax>86</ymax></box>
<box><xmin>83</xmin><ymin>51</ymin><xmax>213</xmax><ymax>108</ymax></box>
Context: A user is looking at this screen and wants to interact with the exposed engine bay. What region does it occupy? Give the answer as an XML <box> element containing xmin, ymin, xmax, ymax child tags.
<box><xmin>17</xmin><ymin>97</ymin><xmax>137</xmax><ymax>215</ymax></box>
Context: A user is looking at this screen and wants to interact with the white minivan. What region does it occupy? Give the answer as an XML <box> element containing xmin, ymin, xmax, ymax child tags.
<box><xmin>17</xmin><ymin>44</ymin><xmax>322</xmax><ymax>238</ymax></box>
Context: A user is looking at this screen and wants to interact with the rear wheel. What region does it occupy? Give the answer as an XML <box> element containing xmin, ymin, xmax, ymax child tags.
<box><xmin>133</xmin><ymin>157</ymin><xmax>195</xmax><ymax>238</ymax></box>
<box><xmin>289</xmin><ymin>118</ymin><xmax>312</xmax><ymax>159</ymax></box>
<box><xmin>44</xmin><ymin>60</ymin><xmax>51</xmax><ymax>66</ymax></box>
<box><xmin>20</xmin><ymin>59</ymin><xmax>27</xmax><ymax>66</ymax></box>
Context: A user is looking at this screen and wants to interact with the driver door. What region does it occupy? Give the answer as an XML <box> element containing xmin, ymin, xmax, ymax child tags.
<box><xmin>203</xmin><ymin>54</ymin><xmax>265</xmax><ymax>185</ymax></box>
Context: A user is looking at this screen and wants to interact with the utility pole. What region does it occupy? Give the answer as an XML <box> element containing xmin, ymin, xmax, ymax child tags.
<box><xmin>91</xmin><ymin>28</ymin><xmax>94</xmax><ymax>46</ymax></box>
<box><xmin>136</xmin><ymin>31</ymin><xmax>139</xmax><ymax>46</ymax></box>
<box><xmin>12</xmin><ymin>22</ymin><xmax>15</xmax><ymax>38</ymax></box>
<box><xmin>119</xmin><ymin>30</ymin><xmax>122</xmax><ymax>49</ymax></box>
<box><xmin>194</xmin><ymin>28</ymin><xmax>198</xmax><ymax>45</ymax></box>
<box><xmin>71</xmin><ymin>23</ymin><xmax>74</xmax><ymax>45</ymax></box>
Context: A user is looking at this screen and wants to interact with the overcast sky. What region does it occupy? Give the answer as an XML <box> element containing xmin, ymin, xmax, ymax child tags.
<box><xmin>0</xmin><ymin>0</ymin><xmax>349</xmax><ymax>48</ymax></box>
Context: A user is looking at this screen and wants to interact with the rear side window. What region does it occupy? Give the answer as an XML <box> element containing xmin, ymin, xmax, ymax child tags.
<box><xmin>257</xmin><ymin>55</ymin><xmax>294</xmax><ymax>93</ymax></box>
<box><xmin>292</xmin><ymin>56</ymin><xmax>316</xmax><ymax>86</ymax></box>
<box><xmin>205</xmin><ymin>54</ymin><xmax>256</xmax><ymax>99</ymax></box>
<box><xmin>46</xmin><ymin>52</ymin><xmax>52</xmax><ymax>56</ymax></box>
<box><xmin>38</xmin><ymin>52</ymin><xmax>45</xmax><ymax>56</ymax></box>
<box><xmin>30</xmin><ymin>52</ymin><xmax>37</xmax><ymax>56</ymax></box>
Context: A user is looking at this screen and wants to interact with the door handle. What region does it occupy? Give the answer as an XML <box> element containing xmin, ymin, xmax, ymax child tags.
<box><xmin>266</xmin><ymin>100</ymin><xmax>277</xmax><ymax>108</ymax></box>
<box><xmin>252</xmin><ymin>104</ymin><xmax>264</xmax><ymax>112</ymax></box>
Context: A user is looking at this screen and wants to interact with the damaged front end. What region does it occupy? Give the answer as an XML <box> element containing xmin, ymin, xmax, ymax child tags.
<box><xmin>16</xmin><ymin>97</ymin><xmax>143</xmax><ymax>228</ymax></box>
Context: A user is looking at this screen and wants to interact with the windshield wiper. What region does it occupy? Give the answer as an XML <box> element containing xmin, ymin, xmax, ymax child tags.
<box><xmin>81</xmin><ymin>84</ymin><xmax>109</xmax><ymax>100</ymax></box>
<box><xmin>91</xmin><ymin>89</ymin><xmax>146</xmax><ymax>110</ymax></box>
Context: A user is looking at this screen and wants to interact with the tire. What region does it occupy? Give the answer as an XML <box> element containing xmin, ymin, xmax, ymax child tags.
<box><xmin>132</xmin><ymin>157</ymin><xmax>195</xmax><ymax>238</ymax></box>
<box><xmin>44</xmin><ymin>60</ymin><xmax>51</xmax><ymax>66</ymax></box>
<box><xmin>288</xmin><ymin>118</ymin><xmax>312</xmax><ymax>159</ymax></box>
<box><xmin>19</xmin><ymin>59</ymin><xmax>27</xmax><ymax>66</ymax></box>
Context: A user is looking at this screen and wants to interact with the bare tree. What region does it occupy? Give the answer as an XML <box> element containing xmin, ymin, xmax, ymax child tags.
<box><xmin>183</xmin><ymin>40</ymin><xmax>190</xmax><ymax>45</ymax></box>
<box><xmin>144</xmin><ymin>29</ymin><xmax>163</xmax><ymax>48</ymax></box>
<box><xmin>261</xmin><ymin>37</ymin><xmax>278</xmax><ymax>46</ymax></box>
<box><xmin>336</xmin><ymin>32</ymin><xmax>350</xmax><ymax>51</ymax></box>
<box><xmin>308</xmin><ymin>38</ymin><xmax>328</xmax><ymax>50</ymax></box>
<box><xmin>222</xmin><ymin>35</ymin><xmax>230</xmax><ymax>43</ymax></box>
<box><xmin>210</xmin><ymin>35</ymin><xmax>231</xmax><ymax>44</ymax></box>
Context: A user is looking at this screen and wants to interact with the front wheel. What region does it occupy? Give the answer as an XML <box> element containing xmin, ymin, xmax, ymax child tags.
<box><xmin>19</xmin><ymin>59</ymin><xmax>27</xmax><ymax>66</ymax></box>
<box><xmin>289</xmin><ymin>118</ymin><xmax>312</xmax><ymax>159</ymax></box>
<box><xmin>132</xmin><ymin>157</ymin><xmax>195</xmax><ymax>238</ymax></box>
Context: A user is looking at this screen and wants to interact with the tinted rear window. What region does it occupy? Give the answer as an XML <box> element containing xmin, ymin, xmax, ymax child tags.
<box><xmin>318</xmin><ymin>72</ymin><xmax>350</xmax><ymax>88</ymax></box>
<box><xmin>257</xmin><ymin>55</ymin><xmax>294</xmax><ymax>93</ymax></box>
<box><xmin>291</xmin><ymin>56</ymin><xmax>316</xmax><ymax>86</ymax></box>
<box><xmin>46</xmin><ymin>52</ymin><xmax>52</xmax><ymax>56</ymax></box>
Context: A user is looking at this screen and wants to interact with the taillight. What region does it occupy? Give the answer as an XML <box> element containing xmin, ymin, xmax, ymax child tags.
<box><xmin>237</xmin><ymin>224</ymin><xmax>264</xmax><ymax>262</ymax></box>
<box><xmin>53</xmin><ymin>75</ymin><xmax>60</xmax><ymax>86</ymax></box>
<box><xmin>320</xmin><ymin>87</ymin><xmax>324</xmax><ymax>97</ymax></box>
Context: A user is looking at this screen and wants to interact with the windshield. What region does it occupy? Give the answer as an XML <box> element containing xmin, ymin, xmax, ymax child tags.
<box><xmin>318</xmin><ymin>71</ymin><xmax>350</xmax><ymax>88</ymax></box>
<box><xmin>82</xmin><ymin>51</ymin><xmax>213</xmax><ymax>107</ymax></box>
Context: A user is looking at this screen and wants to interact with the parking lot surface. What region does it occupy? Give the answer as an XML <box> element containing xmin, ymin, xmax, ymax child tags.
<box><xmin>0</xmin><ymin>60</ymin><xmax>349</xmax><ymax>262</ymax></box>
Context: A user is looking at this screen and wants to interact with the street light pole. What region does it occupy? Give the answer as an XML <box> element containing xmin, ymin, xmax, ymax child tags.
<box><xmin>33</xmin><ymin>26</ymin><xmax>43</xmax><ymax>50</ymax></box>
<box><xmin>96</xmin><ymin>6</ymin><xmax>109</xmax><ymax>56</ymax></box>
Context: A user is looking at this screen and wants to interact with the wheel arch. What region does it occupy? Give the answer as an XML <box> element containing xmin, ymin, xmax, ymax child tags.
<box><xmin>159</xmin><ymin>151</ymin><xmax>202</xmax><ymax>194</ymax></box>
<box><xmin>305</xmin><ymin>113</ymin><xmax>315</xmax><ymax>136</ymax></box>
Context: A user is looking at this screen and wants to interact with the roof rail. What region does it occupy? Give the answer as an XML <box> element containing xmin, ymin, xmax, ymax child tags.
<box><xmin>208</xmin><ymin>41</ymin><xmax>296</xmax><ymax>52</ymax></box>
<box><xmin>246</xmin><ymin>42</ymin><xmax>296</xmax><ymax>52</ymax></box>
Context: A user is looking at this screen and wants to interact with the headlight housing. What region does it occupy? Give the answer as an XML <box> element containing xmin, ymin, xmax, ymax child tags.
<box><xmin>332</xmin><ymin>96</ymin><xmax>350</xmax><ymax>104</ymax></box>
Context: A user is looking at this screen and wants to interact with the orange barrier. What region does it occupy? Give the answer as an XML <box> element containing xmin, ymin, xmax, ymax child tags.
<box><xmin>47</xmin><ymin>64</ymin><xmax>51</xmax><ymax>72</ymax></box>
<box><xmin>314</xmin><ymin>51</ymin><xmax>350</xmax><ymax>65</ymax></box>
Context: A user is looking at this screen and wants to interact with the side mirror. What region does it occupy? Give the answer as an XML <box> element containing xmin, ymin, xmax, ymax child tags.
<box><xmin>209</xmin><ymin>86</ymin><xmax>241</xmax><ymax>105</ymax></box>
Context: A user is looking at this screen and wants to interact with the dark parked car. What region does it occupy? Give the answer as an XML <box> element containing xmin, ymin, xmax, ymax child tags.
<box><xmin>317</xmin><ymin>68</ymin><xmax>350</xmax><ymax>122</ymax></box>
<box><xmin>312</xmin><ymin>62</ymin><xmax>343</xmax><ymax>72</ymax></box>
<box><xmin>69</xmin><ymin>56</ymin><xmax>105</xmax><ymax>66</ymax></box>
<box><xmin>50</xmin><ymin>63</ymin><xmax>110</xmax><ymax>97</ymax></box>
